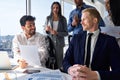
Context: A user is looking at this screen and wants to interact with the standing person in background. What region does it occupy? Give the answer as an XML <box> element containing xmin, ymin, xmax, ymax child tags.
<box><xmin>44</xmin><ymin>2</ymin><xmax>68</xmax><ymax>69</ymax></box>
<box><xmin>109</xmin><ymin>0</ymin><xmax>120</xmax><ymax>46</ymax></box>
<box><xmin>103</xmin><ymin>0</ymin><xmax>115</xmax><ymax>27</ymax></box>
<box><xmin>67</xmin><ymin>0</ymin><xmax>105</xmax><ymax>35</ymax></box>
<box><xmin>12</xmin><ymin>15</ymin><xmax>49</xmax><ymax>68</ymax></box>
<box><xmin>110</xmin><ymin>0</ymin><xmax>120</xmax><ymax>26</ymax></box>
<box><xmin>104</xmin><ymin>0</ymin><xmax>120</xmax><ymax>47</ymax></box>
<box><xmin>63</xmin><ymin>8</ymin><xmax>120</xmax><ymax>80</ymax></box>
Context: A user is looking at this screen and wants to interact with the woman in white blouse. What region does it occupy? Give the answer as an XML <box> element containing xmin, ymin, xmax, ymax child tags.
<box><xmin>44</xmin><ymin>1</ymin><xmax>68</xmax><ymax>69</ymax></box>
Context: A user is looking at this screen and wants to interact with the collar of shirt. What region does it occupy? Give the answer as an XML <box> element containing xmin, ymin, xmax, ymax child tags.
<box><xmin>22</xmin><ymin>32</ymin><xmax>36</xmax><ymax>41</ymax></box>
<box><xmin>87</xmin><ymin>29</ymin><xmax>100</xmax><ymax>36</ymax></box>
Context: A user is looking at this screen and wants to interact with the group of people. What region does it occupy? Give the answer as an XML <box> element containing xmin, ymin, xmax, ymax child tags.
<box><xmin>12</xmin><ymin>1</ymin><xmax>68</xmax><ymax>69</ymax></box>
<box><xmin>12</xmin><ymin>0</ymin><xmax>120</xmax><ymax>80</ymax></box>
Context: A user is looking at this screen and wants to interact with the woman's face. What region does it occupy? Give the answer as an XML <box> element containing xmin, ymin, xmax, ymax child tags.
<box><xmin>52</xmin><ymin>4</ymin><xmax>59</xmax><ymax>15</ymax></box>
<box><xmin>105</xmin><ymin>0</ymin><xmax>110</xmax><ymax>12</ymax></box>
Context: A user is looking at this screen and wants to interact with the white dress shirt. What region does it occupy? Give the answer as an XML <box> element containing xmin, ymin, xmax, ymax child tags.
<box><xmin>12</xmin><ymin>32</ymin><xmax>49</xmax><ymax>67</ymax></box>
<box><xmin>84</xmin><ymin>29</ymin><xmax>100</xmax><ymax>67</ymax></box>
<box><xmin>85</xmin><ymin>29</ymin><xmax>101</xmax><ymax>80</ymax></box>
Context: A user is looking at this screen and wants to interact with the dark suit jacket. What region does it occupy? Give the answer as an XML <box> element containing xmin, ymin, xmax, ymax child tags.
<box><xmin>63</xmin><ymin>31</ymin><xmax>120</xmax><ymax>80</ymax></box>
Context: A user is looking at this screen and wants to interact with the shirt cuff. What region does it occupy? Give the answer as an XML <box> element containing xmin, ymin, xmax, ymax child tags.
<box><xmin>95</xmin><ymin>71</ymin><xmax>101</xmax><ymax>80</ymax></box>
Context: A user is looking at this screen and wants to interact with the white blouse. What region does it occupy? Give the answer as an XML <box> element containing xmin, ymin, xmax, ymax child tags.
<box><xmin>53</xmin><ymin>21</ymin><xmax>59</xmax><ymax>30</ymax></box>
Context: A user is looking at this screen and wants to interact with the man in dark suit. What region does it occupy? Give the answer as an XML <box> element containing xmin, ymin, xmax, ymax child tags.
<box><xmin>63</xmin><ymin>8</ymin><xmax>120</xmax><ymax>80</ymax></box>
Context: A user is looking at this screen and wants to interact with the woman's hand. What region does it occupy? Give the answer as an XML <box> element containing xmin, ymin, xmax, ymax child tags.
<box><xmin>45</xmin><ymin>26</ymin><xmax>52</xmax><ymax>32</ymax></box>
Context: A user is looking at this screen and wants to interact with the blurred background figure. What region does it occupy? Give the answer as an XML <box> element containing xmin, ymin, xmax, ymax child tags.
<box><xmin>67</xmin><ymin>0</ymin><xmax>105</xmax><ymax>35</ymax></box>
<box><xmin>106</xmin><ymin>0</ymin><xmax>120</xmax><ymax>46</ymax></box>
<box><xmin>103</xmin><ymin>0</ymin><xmax>115</xmax><ymax>27</ymax></box>
<box><xmin>44</xmin><ymin>2</ymin><xmax>68</xmax><ymax>69</ymax></box>
<box><xmin>110</xmin><ymin>0</ymin><xmax>120</xmax><ymax>26</ymax></box>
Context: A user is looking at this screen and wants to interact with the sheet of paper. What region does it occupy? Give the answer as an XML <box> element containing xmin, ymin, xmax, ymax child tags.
<box><xmin>19</xmin><ymin>45</ymin><xmax>41</xmax><ymax>67</ymax></box>
<box><xmin>100</xmin><ymin>27</ymin><xmax>120</xmax><ymax>38</ymax></box>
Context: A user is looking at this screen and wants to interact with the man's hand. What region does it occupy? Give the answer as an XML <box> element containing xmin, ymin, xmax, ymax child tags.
<box><xmin>68</xmin><ymin>64</ymin><xmax>83</xmax><ymax>79</ymax></box>
<box><xmin>18</xmin><ymin>59</ymin><xmax>28</xmax><ymax>69</ymax></box>
<box><xmin>72</xmin><ymin>14</ymin><xmax>79</xmax><ymax>27</ymax></box>
<box><xmin>68</xmin><ymin>65</ymin><xmax>99</xmax><ymax>80</ymax></box>
<box><xmin>45</xmin><ymin>26</ymin><xmax>52</xmax><ymax>32</ymax></box>
<box><xmin>76</xmin><ymin>65</ymin><xmax>99</xmax><ymax>80</ymax></box>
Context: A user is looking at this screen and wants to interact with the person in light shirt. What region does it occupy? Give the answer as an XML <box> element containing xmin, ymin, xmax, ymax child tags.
<box><xmin>103</xmin><ymin>0</ymin><xmax>115</xmax><ymax>27</ymax></box>
<box><xmin>103</xmin><ymin>0</ymin><xmax>120</xmax><ymax>47</ymax></box>
<box><xmin>12</xmin><ymin>15</ymin><xmax>49</xmax><ymax>68</ymax></box>
<box><xmin>63</xmin><ymin>8</ymin><xmax>120</xmax><ymax>80</ymax></box>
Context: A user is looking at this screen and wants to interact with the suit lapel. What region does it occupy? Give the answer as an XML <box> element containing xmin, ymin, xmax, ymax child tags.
<box><xmin>79</xmin><ymin>31</ymin><xmax>87</xmax><ymax>64</ymax></box>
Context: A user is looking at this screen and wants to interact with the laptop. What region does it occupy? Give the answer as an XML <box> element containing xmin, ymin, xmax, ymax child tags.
<box><xmin>0</xmin><ymin>51</ymin><xmax>15</xmax><ymax>70</ymax></box>
<box><xmin>19</xmin><ymin>45</ymin><xmax>41</xmax><ymax>67</ymax></box>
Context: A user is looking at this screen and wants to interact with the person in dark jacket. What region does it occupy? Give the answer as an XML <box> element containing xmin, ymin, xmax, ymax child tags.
<box><xmin>63</xmin><ymin>8</ymin><xmax>120</xmax><ymax>80</ymax></box>
<box><xmin>44</xmin><ymin>1</ymin><xmax>68</xmax><ymax>69</ymax></box>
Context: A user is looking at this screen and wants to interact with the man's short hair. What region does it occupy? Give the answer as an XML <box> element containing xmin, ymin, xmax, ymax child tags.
<box><xmin>82</xmin><ymin>8</ymin><xmax>101</xmax><ymax>23</ymax></box>
<box><xmin>20</xmin><ymin>15</ymin><xmax>36</xmax><ymax>26</ymax></box>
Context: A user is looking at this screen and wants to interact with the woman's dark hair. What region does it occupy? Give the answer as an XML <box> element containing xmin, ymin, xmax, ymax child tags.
<box><xmin>110</xmin><ymin>0</ymin><xmax>120</xmax><ymax>26</ymax></box>
<box><xmin>49</xmin><ymin>1</ymin><xmax>62</xmax><ymax>17</ymax></box>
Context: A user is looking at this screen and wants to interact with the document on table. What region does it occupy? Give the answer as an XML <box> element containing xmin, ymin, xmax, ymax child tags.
<box><xmin>26</xmin><ymin>70</ymin><xmax>65</xmax><ymax>80</ymax></box>
<box><xmin>100</xmin><ymin>27</ymin><xmax>120</xmax><ymax>38</ymax></box>
<box><xmin>19</xmin><ymin>45</ymin><xmax>41</xmax><ymax>67</ymax></box>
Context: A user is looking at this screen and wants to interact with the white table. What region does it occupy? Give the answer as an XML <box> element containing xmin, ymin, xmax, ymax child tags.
<box><xmin>0</xmin><ymin>66</ymin><xmax>72</xmax><ymax>80</ymax></box>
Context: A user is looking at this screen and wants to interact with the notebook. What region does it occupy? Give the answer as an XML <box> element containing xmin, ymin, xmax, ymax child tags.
<box><xmin>0</xmin><ymin>51</ymin><xmax>14</xmax><ymax>70</ymax></box>
<box><xmin>19</xmin><ymin>45</ymin><xmax>41</xmax><ymax>67</ymax></box>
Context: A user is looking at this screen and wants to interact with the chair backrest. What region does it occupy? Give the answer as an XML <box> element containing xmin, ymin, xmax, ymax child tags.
<box><xmin>45</xmin><ymin>36</ymin><xmax>58</xmax><ymax>69</ymax></box>
<box><xmin>68</xmin><ymin>35</ymin><xmax>73</xmax><ymax>44</ymax></box>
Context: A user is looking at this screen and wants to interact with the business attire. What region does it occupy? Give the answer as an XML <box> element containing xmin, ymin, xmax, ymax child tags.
<box><xmin>44</xmin><ymin>16</ymin><xmax>68</xmax><ymax>68</ymax></box>
<box><xmin>12</xmin><ymin>32</ymin><xmax>49</xmax><ymax>67</ymax></box>
<box><xmin>63</xmin><ymin>30</ymin><xmax>120</xmax><ymax>80</ymax></box>
<box><xmin>67</xmin><ymin>3</ymin><xmax>105</xmax><ymax>35</ymax></box>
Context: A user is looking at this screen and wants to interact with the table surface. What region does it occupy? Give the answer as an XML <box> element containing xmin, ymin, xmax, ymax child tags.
<box><xmin>0</xmin><ymin>66</ymin><xmax>72</xmax><ymax>80</ymax></box>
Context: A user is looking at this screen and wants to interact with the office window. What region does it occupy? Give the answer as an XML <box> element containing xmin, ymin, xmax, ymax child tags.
<box><xmin>0</xmin><ymin>0</ymin><xmax>25</xmax><ymax>57</ymax></box>
<box><xmin>63</xmin><ymin>2</ymin><xmax>73</xmax><ymax>22</ymax></box>
<box><xmin>0</xmin><ymin>0</ymin><xmax>25</xmax><ymax>36</ymax></box>
<box><xmin>31</xmin><ymin>0</ymin><xmax>60</xmax><ymax>34</ymax></box>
